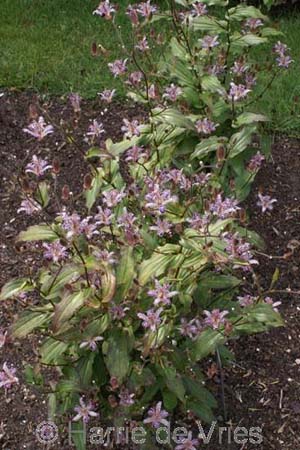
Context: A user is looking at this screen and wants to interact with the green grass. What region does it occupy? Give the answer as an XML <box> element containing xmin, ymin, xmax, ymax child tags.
<box><xmin>0</xmin><ymin>1</ymin><xmax>300</xmax><ymax>133</ymax></box>
<box><xmin>0</xmin><ymin>0</ymin><xmax>131</xmax><ymax>97</ymax></box>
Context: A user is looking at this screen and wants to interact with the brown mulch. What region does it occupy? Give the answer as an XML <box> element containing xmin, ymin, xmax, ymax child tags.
<box><xmin>0</xmin><ymin>91</ymin><xmax>300</xmax><ymax>449</ymax></box>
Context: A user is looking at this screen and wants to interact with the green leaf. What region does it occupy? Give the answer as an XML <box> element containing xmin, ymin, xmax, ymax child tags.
<box><xmin>86</xmin><ymin>170</ymin><xmax>103</xmax><ymax>210</ymax></box>
<box><xmin>191</xmin><ymin>328</ymin><xmax>225</xmax><ymax>361</ymax></box>
<box><xmin>233</xmin><ymin>112</ymin><xmax>269</xmax><ymax>128</ymax></box>
<box><xmin>53</xmin><ymin>289</ymin><xmax>90</xmax><ymax>331</ymax></box>
<box><xmin>199</xmin><ymin>273</ymin><xmax>241</xmax><ymax>290</ymax></box>
<box><xmin>183</xmin><ymin>377</ymin><xmax>217</xmax><ymax>408</ymax></box>
<box><xmin>17</xmin><ymin>224</ymin><xmax>58</xmax><ymax>242</ymax></box>
<box><xmin>229</xmin><ymin>125</ymin><xmax>256</xmax><ymax>159</ymax></box>
<box><xmin>139</xmin><ymin>244</ymin><xmax>182</xmax><ymax>285</ymax></box>
<box><xmin>232</xmin><ymin>33</ymin><xmax>268</xmax><ymax>48</ymax></box>
<box><xmin>228</xmin><ymin>5</ymin><xmax>268</xmax><ymax>21</ymax></box>
<box><xmin>0</xmin><ymin>278</ymin><xmax>32</xmax><ymax>300</ymax></box>
<box><xmin>11</xmin><ymin>310</ymin><xmax>51</xmax><ymax>339</ymax></box>
<box><xmin>36</xmin><ymin>181</ymin><xmax>50</xmax><ymax>207</ymax></box>
<box><xmin>40</xmin><ymin>338</ymin><xmax>69</xmax><ymax>364</ymax></box>
<box><xmin>246</xmin><ymin>303</ymin><xmax>284</xmax><ymax>327</ymax></box>
<box><xmin>116</xmin><ymin>247</ymin><xmax>136</xmax><ymax>300</ymax></box>
<box><xmin>186</xmin><ymin>400</ymin><xmax>215</xmax><ymax>423</ymax></box>
<box><xmin>201</xmin><ymin>75</ymin><xmax>226</xmax><ymax>95</ymax></box>
<box><xmin>105</xmin><ymin>330</ymin><xmax>131</xmax><ymax>383</ymax></box>
<box><xmin>154</xmin><ymin>108</ymin><xmax>194</xmax><ymax>130</ymax></box>
<box><xmin>77</xmin><ymin>353</ymin><xmax>96</xmax><ymax>386</ymax></box>
<box><xmin>162</xmin><ymin>389</ymin><xmax>178</xmax><ymax>411</ymax></box>
<box><xmin>159</xmin><ymin>366</ymin><xmax>186</xmax><ymax>402</ymax></box>
<box><xmin>192</xmin><ymin>137</ymin><xmax>227</xmax><ymax>159</ymax></box>
<box><xmin>192</xmin><ymin>16</ymin><xmax>227</xmax><ymax>34</ymax></box>
<box><xmin>69</xmin><ymin>421</ymin><xmax>86</xmax><ymax>450</ymax></box>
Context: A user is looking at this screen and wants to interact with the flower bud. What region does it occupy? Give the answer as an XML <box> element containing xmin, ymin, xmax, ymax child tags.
<box><xmin>21</xmin><ymin>177</ymin><xmax>32</xmax><ymax>194</ymax></box>
<box><xmin>217</xmin><ymin>146</ymin><xmax>225</xmax><ymax>162</ymax></box>
<box><xmin>29</xmin><ymin>103</ymin><xmax>38</xmax><ymax>120</ymax></box>
<box><xmin>110</xmin><ymin>376</ymin><xmax>119</xmax><ymax>390</ymax></box>
<box><xmin>52</xmin><ymin>158</ymin><xmax>60</xmax><ymax>175</ymax></box>
<box><xmin>239</xmin><ymin>208</ymin><xmax>246</xmax><ymax>223</ymax></box>
<box><xmin>83</xmin><ymin>174</ymin><xmax>93</xmax><ymax>190</ymax></box>
<box><xmin>108</xmin><ymin>395</ymin><xmax>118</xmax><ymax>408</ymax></box>
<box><xmin>61</xmin><ymin>185</ymin><xmax>70</xmax><ymax>201</ymax></box>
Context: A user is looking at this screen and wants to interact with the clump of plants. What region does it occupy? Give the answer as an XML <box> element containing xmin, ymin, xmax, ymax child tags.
<box><xmin>0</xmin><ymin>0</ymin><xmax>292</xmax><ymax>448</ymax></box>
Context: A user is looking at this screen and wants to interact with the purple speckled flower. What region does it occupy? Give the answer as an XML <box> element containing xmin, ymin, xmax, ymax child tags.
<box><xmin>119</xmin><ymin>388</ymin><xmax>135</xmax><ymax>407</ymax></box>
<box><xmin>95</xmin><ymin>206</ymin><xmax>113</xmax><ymax>226</ymax></box>
<box><xmin>247</xmin><ymin>152</ymin><xmax>265</xmax><ymax>172</ymax></box>
<box><xmin>110</xmin><ymin>303</ymin><xmax>129</xmax><ymax>320</ymax></box>
<box><xmin>143</xmin><ymin>402</ymin><xmax>169</xmax><ymax>428</ymax></box>
<box><xmin>135</xmin><ymin>36</ymin><xmax>150</xmax><ymax>52</ymax></box>
<box><xmin>273</xmin><ymin>41</ymin><xmax>288</xmax><ymax>56</ymax></box>
<box><xmin>145</xmin><ymin>184</ymin><xmax>177</xmax><ymax>213</ymax></box>
<box><xmin>87</xmin><ymin>120</ymin><xmax>105</xmax><ymax>139</ymax></box>
<box><xmin>191</xmin><ymin>2</ymin><xmax>208</xmax><ymax>17</ymax></box>
<box><xmin>102</xmin><ymin>189</ymin><xmax>126</xmax><ymax>208</ymax></box>
<box><xmin>224</xmin><ymin>233</ymin><xmax>258</xmax><ymax>268</ymax></box>
<box><xmin>231</xmin><ymin>61</ymin><xmax>248</xmax><ymax>76</ymax></box>
<box><xmin>179</xmin><ymin>318</ymin><xmax>202</xmax><ymax>340</ymax></box>
<box><xmin>125</xmin><ymin>145</ymin><xmax>148</xmax><ymax>163</ymax></box>
<box><xmin>126</xmin><ymin>71</ymin><xmax>143</xmax><ymax>87</ymax></box>
<box><xmin>201</xmin><ymin>35</ymin><xmax>219</xmax><ymax>49</ymax></box>
<box><xmin>17</xmin><ymin>199</ymin><xmax>41</xmax><ymax>215</ymax></box>
<box><xmin>187</xmin><ymin>212</ymin><xmax>210</xmax><ymax>230</ymax></box>
<box><xmin>126</xmin><ymin>5</ymin><xmax>139</xmax><ymax>26</ymax></box>
<box><xmin>73</xmin><ymin>397</ymin><xmax>99</xmax><ymax>423</ymax></box>
<box><xmin>195</xmin><ymin>118</ymin><xmax>217</xmax><ymax>135</ymax></box>
<box><xmin>264</xmin><ymin>296</ymin><xmax>281</xmax><ymax>313</ymax></box>
<box><xmin>210</xmin><ymin>194</ymin><xmax>240</xmax><ymax>219</ymax></box>
<box><xmin>257</xmin><ymin>193</ymin><xmax>277</xmax><ymax>213</ymax></box>
<box><xmin>276</xmin><ymin>54</ymin><xmax>293</xmax><ymax>69</ymax></box>
<box><xmin>43</xmin><ymin>241</ymin><xmax>68</xmax><ymax>263</ymax></box>
<box><xmin>163</xmin><ymin>84</ymin><xmax>183</xmax><ymax>102</ymax></box>
<box><xmin>137</xmin><ymin>308</ymin><xmax>163</xmax><ymax>331</ymax></box>
<box><xmin>229</xmin><ymin>83</ymin><xmax>251</xmax><ymax>102</ymax></box>
<box><xmin>238</xmin><ymin>294</ymin><xmax>256</xmax><ymax>307</ymax></box>
<box><xmin>121</xmin><ymin>118</ymin><xmax>141</xmax><ymax>138</ymax></box>
<box><xmin>99</xmin><ymin>89</ymin><xmax>116</xmax><ymax>103</ymax></box>
<box><xmin>244</xmin><ymin>18</ymin><xmax>263</xmax><ymax>31</ymax></box>
<box><xmin>204</xmin><ymin>309</ymin><xmax>229</xmax><ymax>329</ymax></box>
<box><xmin>93</xmin><ymin>0</ymin><xmax>116</xmax><ymax>20</ymax></box>
<box><xmin>80</xmin><ymin>336</ymin><xmax>103</xmax><ymax>351</ymax></box>
<box><xmin>150</xmin><ymin>218</ymin><xmax>172</xmax><ymax>237</ymax></box>
<box><xmin>93</xmin><ymin>249</ymin><xmax>116</xmax><ymax>265</ymax></box>
<box><xmin>175</xmin><ymin>437</ymin><xmax>200</xmax><ymax>450</ymax></box>
<box><xmin>137</xmin><ymin>1</ymin><xmax>157</xmax><ymax>19</ymax></box>
<box><xmin>25</xmin><ymin>155</ymin><xmax>52</xmax><ymax>177</ymax></box>
<box><xmin>108</xmin><ymin>59</ymin><xmax>128</xmax><ymax>77</ymax></box>
<box><xmin>0</xmin><ymin>362</ymin><xmax>19</xmax><ymax>389</ymax></box>
<box><xmin>23</xmin><ymin>116</ymin><xmax>54</xmax><ymax>141</ymax></box>
<box><xmin>148</xmin><ymin>280</ymin><xmax>178</xmax><ymax>306</ymax></box>
<box><xmin>117</xmin><ymin>209</ymin><xmax>137</xmax><ymax>231</ymax></box>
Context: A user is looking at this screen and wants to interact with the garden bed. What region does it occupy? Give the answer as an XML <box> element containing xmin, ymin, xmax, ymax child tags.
<box><xmin>0</xmin><ymin>91</ymin><xmax>300</xmax><ymax>449</ymax></box>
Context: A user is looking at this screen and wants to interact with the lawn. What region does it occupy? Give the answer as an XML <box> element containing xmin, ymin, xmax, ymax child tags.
<box><xmin>0</xmin><ymin>0</ymin><xmax>300</xmax><ymax>133</ymax></box>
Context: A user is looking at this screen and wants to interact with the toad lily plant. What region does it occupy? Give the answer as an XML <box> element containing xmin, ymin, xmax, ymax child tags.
<box><xmin>0</xmin><ymin>0</ymin><xmax>289</xmax><ymax>448</ymax></box>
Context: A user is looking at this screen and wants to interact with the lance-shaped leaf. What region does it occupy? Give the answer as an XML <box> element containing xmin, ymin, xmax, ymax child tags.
<box><xmin>158</xmin><ymin>366</ymin><xmax>186</xmax><ymax>403</ymax></box>
<box><xmin>139</xmin><ymin>244</ymin><xmax>182</xmax><ymax>285</ymax></box>
<box><xmin>101</xmin><ymin>267</ymin><xmax>116</xmax><ymax>303</ymax></box>
<box><xmin>105</xmin><ymin>330</ymin><xmax>132</xmax><ymax>383</ymax></box>
<box><xmin>40</xmin><ymin>338</ymin><xmax>69</xmax><ymax>364</ymax></box>
<box><xmin>36</xmin><ymin>181</ymin><xmax>50</xmax><ymax>207</ymax></box>
<box><xmin>228</xmin><ymin>5</ymin><xmax>268</xmax><ymax>21</ymax></box>
<box><xmin>53</xmin><ymin>289</ymin><xmax>90</xmax><ymax>331</ymax></box>
<box><xmin>0</xmin><ymin>278</ymin><xmax>33</xmax><ymax>300</ymax></box>
<box><xmin>115</xmin><ymin>247</ymin><xmax>136</xmax><ymax>301</ymax></box>
<box><xmin>192</xmin><ymin>16</ymin><xmax>227</xmax><ymax>34</ymax></box>
<box><xmin>10</xmin><ymin>310</ymin><xmax>52</xmax><ymax>339</ymax></box>
<box><xmin>233</xmin><ymin>112</ymin><xmax>269</xmax><ymax>128</ymax></box>
<box><xmin>191</xmin><ymin>328</ymin><xmax>225</xmax><ymax>361</ymax></box>
<box><xmin>229</xmin><ymin>125</ymin><xmax>256</xmax><ymax>159</ymax></box>
<box><xmin>17</xmin><ymin>224</ymin><xmax>59</xmax><ymax>242</ymax></box>
<box><xmin>85</xmin><ymin>169</ymin><xmax>103</xmax><ymax>211</ymax></box>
